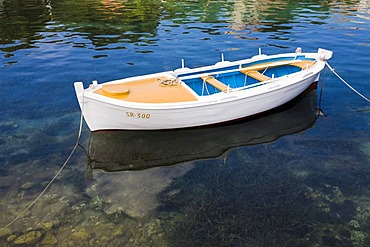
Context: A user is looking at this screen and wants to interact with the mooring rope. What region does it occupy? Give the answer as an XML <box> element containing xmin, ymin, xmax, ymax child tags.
<box><xmin>316</xmin><ymin>65</ymin><xmax>328</xmax><ymax>116</ymax></box>
<box><xmin>0</xmin><ymin>111</ymin><xmax>84</xmax><ymax>234</ymax></box>
<box><xmin>157</xmin><ymin>78</ymin><xmax>181</xmax><ymax>87</ymax></box>
<box><xmin>325</xmin><ymin>61</ymin><xmax>370</xmax><ymax>103</ymax></box>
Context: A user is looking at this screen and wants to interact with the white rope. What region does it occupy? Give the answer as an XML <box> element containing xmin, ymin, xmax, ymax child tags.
<box><xmin>325</xmin><ymin>61</ymin><xmax>370</xmax><ymax>103</ymax></box>
<box><xmin>0</xmin><ymin>111</ymin><xmax>84</xmax><ymax>234</ymax></box>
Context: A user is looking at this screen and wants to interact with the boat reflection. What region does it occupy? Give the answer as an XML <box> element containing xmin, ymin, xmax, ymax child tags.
<box><xmin>87</xmin><ymin>85</ymin><xmax>318</xmax><ymax>174</ymax></box>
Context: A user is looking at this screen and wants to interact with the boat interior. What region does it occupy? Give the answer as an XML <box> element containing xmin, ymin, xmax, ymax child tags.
<box><xmin>92</xmin><ymin>57</ymin><xmax>316</xmax><ymax>103</ymax></box>
<box><xmin>181</xmin><ymin>58</ymin><xmax>316</xmax><ymax>95</ymax></box>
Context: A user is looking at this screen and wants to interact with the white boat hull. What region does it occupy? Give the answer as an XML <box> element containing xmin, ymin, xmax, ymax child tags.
<box><xmin>74</xmin><ymin>48</ymin><xmax>332</xmax><ymax>130</ymax></box>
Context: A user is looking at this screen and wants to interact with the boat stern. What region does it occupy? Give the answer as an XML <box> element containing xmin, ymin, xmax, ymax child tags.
<box><xmin>74</xmin><ymin>81</ymin><xmax>85</xmax><ymax>111</ymax></box>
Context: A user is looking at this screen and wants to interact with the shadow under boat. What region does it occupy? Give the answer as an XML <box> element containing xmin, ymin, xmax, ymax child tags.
<box><xmin>87</xmin><ymin>83</ymin><xmax>319</xmax><ymax>173</ymax></box>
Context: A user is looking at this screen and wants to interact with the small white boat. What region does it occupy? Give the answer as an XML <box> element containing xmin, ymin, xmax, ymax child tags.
<box><xmin>74</xmin><ymin>48</ymin><xmax>332</xmax><ymax>131</ymax></box>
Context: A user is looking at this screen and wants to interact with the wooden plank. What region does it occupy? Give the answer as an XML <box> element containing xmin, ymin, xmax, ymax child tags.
<box><xmin>201</xmin><ymin>76</ymin><xmax>229</xmax><ymax>92</ymax></box>
<box><xmin>241</xmin><ymin>70</ymin><xmax>271</xmax><ymax>82</ymax></box>
<box><xmin>290</xmin><ymin>60</ymin><xmax>316</xmax><ymax>69</ymax></box>
<box><xmin>240</xmin><ymin>60</ymin><xmax>302</xmax><ymax>73</ymax></box>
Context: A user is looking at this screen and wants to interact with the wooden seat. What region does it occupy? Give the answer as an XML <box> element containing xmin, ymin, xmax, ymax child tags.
<box><xmin>201</xmin><ymin>76</ymin><xmax>229</xmax><ymax>92</ymax></box>
<box><xmin>290</xmin><ymin>60</ymin><xmax>316</xmax><ymax>69</ymax></box>
<box><xmin>241</xmin><ymin>70</ymin><xmax>271</xmax><ymax>82</ymax></box>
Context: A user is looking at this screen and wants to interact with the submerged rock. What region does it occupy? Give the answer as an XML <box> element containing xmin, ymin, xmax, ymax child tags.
<box><xmin>90</xmin><ymin>195</ymin><xmax>105</xmax><ymax>210</ymax></box>
<box><xmin>7</xmin><ymin>234</ymin><xmax>17</xmax><ymax>242</ymax></box>
<box><xmin>41</xmin><ymin>232</ymin><xmax>58</xmax><ymax>246</ymax></box>
<box><xmin>351</xmin><ymin>230</ymin><xmax>367</xmax><ymax>247</ymax></box>
<box><xmin>86</xmin><ymin>163</ymin><xmax>193</xmax><ymax>218</ymax></box>
<box><xmin>20</xmin><ymin>181</ymin><xmax>35</xmax><ymax>190</ymax></box>
<box><xmin>40</xmin><ymin>222</ymin><xmax>54</xmax><ymax>231</ymax></box>
<box><xmin>0</xmin><ymin>227</ymin><xmax>11</xmax><ymax>237</ymax></box>
<box><xmin>13</xmin><ymin>231</ymin><xmax>42</xmax><ymax>245</ymax></box>
<box><xmin>113</xmin><ymin>224</ymin><xmax>126</xmax><ymax>236</ymax></box>
<box><xmin>71</xmin><ymin>228</ymin><xmax>89</xmax><ymax>240</ymax></box>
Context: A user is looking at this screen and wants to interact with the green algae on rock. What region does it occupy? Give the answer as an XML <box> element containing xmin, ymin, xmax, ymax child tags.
<box><xmin>41</xmin><ymin>232</ymin><xmax>58</xmax><ymax>246</ymax></box>
<box><xmin>13</xmin><ymin>231</ymin><xmax>42</xmax><ymax>245</ymax></box>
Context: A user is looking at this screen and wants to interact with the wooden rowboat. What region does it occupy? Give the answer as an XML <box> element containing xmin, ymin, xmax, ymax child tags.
<box><xmin>74</xmin><ymin>48</ymin><xmax>332</xmax><ymax>130</ymax></box>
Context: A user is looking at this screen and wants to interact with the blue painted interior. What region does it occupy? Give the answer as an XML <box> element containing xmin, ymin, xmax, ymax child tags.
<box><xmin>182</xmin><ymin>62</ymin><xmax>306</xmax><ymax>96</ymax></box>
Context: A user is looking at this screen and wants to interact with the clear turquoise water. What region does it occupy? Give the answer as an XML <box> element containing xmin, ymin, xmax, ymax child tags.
<box><xmin>1</xmin><ymin>0</ymin><xmax>370</xmax><ymax>246</ymax></box>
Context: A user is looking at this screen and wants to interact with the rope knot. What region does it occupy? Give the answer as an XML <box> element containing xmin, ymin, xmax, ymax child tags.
<box><xmin>157</xmin><ymin>78</ymin><xmax>181</xmax><ymax>87</ymax></box>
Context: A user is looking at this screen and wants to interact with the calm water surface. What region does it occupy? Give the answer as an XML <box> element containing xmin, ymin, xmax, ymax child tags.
<box><xmin>1</xmin><ymin>0</ymin><xmax>370</xmax><ymax>246</ymax></box>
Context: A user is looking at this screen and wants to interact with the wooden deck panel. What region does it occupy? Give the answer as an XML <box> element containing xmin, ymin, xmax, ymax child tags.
<box><xmin>290</xmin><ymin>60</ymin><xmax>316</xmax><ymax>69</ymax></box>
<box><xmin>201</xmin><ymin>76</ymin><xmax>229</xmax><ymax>92</ymax></box>
<box><xmin>94</xmin><ymin>76</ymin><xmax>198</xmax><ymax>103</ymax></box>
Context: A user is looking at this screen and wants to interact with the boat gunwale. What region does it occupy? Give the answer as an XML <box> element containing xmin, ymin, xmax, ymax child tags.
<box><xmin>83</xmin><ymin>52</ymin><xmax>324</xmax><ymax>109</ymax></box>
<box><xmin>177</xmin><ymin>59</ymin><xmax>304</xmax><ymax>81</ymax></box>
<box><xmin>173</xmin><ymin>53</ymin><xmax>317</xmax><ymax>78</ymax></box>
<box><xmin>85</xmin><ymin>51</ymin><xmax>318</xmax><ymax>90</ymax></box>
<box><xmin>83</xmin><ymin>64</ymin><xmax>323</xmax><ymax>111</ymax></box>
